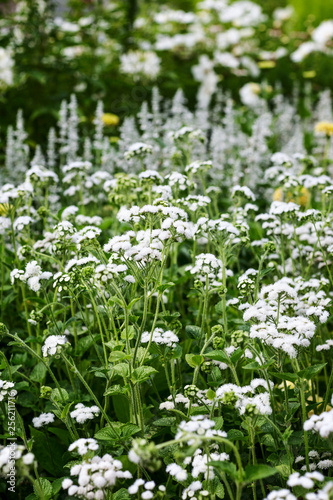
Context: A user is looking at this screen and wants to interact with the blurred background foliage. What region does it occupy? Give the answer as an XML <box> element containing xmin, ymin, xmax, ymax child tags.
<box><xmin>0</xmin><ymin>0</ymin><xmax>333</xmax><ymax>147</ymax></box>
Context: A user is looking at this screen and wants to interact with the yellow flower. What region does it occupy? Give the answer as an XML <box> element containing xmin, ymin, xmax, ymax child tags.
<box><xmin>314</xmin><ymin>121</ymin><xmax>333</xmax><ymax>136</ymax></box>
<box><xmin>303</xmin><ymin>70</ymin><xmax>316</xmax><ymax>79</ymax></box>
<box><xmin>109</xmin><ymin>136</ymin><xmax>119</xmax><ymax>143</ymax></box>
<box><xmin>258</xmin><ymin>61</ymin><xmax>276</xmax><ymax>69</ymax></box>
<box><xmin>101</xmin><ymin>113</ymin><xmax>119</xmax><ymax>126</ymax></box>
<box><xmin>272</xmin><ymin>187</ymin><xmax>311</xmax><ymax>207</ymax></box>
<box><xmin>0</xmin><ymin>203</ymin><xmax>13</xmax><ymax>217</ymax></box>
<box><xmin>298</xmin><ymin>187</ymin><xmax>311</xmax><ymax>207</ymax></box>
<box><xmin>273</xmin><ymin>188</ymin><xmax>283</xmax><ymax>202</ymax></box>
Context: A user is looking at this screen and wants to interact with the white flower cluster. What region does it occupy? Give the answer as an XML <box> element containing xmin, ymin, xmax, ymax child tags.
<box><xmin>124</xmin><ymin>142</ymin><xmax>153</xmax><ymax>160</ymax></box>
<box><xmin>304</xmin><ymin>396</ymin><xmax>333</xmax><ymax>438</ymax></box>
<box><xmin>11</xmin><ymin>261</ymin><xmax>52</xmax><ymax>292</ymax></box>
<box><xmin>70</xmin><ymin>404</ymin><xmax>101</xmax><ymax>424</ymax></box>
<box><xmin>183</xmin><ymin>449</ymin><xmax>230</xmax><ymax>480</ymax></box>
<box><xmin>0</xmin><ymin>375</ymin><xmax>15</xmax><ymax>402</ymax></box>
<box><xmin>187</xmin><ymin>253</ymin><xmax>231</xmax><ymax>289</ymax></box>
<box><xmin>32</xmin><ymin>412</ymin><xmax>55</xmax><ymax>428</ymax></box>
<box><xmin>241</xmin><ymin>277</ymin><xmax>330</xmax><ymax>358</ymax></box>
<box><xmin>141</xmin><ymin>328</ymin><xmax>179</xmax><ymax>347</ymax></box>
<box><xmin>94</xmin><ymin>260</ymin><xmax>135</xmax><ymax>285</ymax></box>
<box><xmin>175</xmin><ymin>415</ymin><xmax>227</xmax><ymax>445</ymax></box>
<box><xmin>216</xmin><ymin>379</ymin><xmax>273</xmax><ymax>416</ymax></box>
<box><xmin>166</xmin><ymin>463</ymin><xmax>188</xmax><ymax>481</ymax></box>
<box><xmin>287</xmin><ymin>471</ymin><xmax>324</xmax><ymax>489</ymax></box>
<box><xmin>0</xmin><ymin>47</ymin><xmax>14</xmax><ymax>87</ymax></box>
<box><xmin>62</xmin><ymin>451</ymin><xmax>132</xmax><ymax>499</ymax></box>
<box><xmin>196</xmin><ymin>217</ymin><xmax>240</xmax><ymax>244</ymax></box>
<box><xmin>120</xmin><ymin>51</ymin><xmax>161</xmax><ymax>80</ymax></box>
<box><xmin>68</xmin><ymin>438</ymin><xmax>99</xmax><ymax>456</ymax></box>
<box><xmin>42</xmin><ymin>335</ymin><xmax>68</xmax><ymax>357</ymax></box>
<box><xmin>182</xmin><ymin>480</ymin><xmax>210</xmax><ymax>500</ymax></box>
<box><xmin>166</xmin><ymin>172</ymin><xmax>194</xmax><ymax>191</ymax></box>
<box><xmin>129</xmin><ymin>479</ymin><xmax>165</xmax><ymax>499</ymax></box>
<box><xmin>0</xmin><ymin>445</ymin><xmax>34</xmax><ymax>475</ymax></box>
<box><xmin>231</xmin><ymin>185</ymin><xmax>256</xmax><ymax>201</ymax></box>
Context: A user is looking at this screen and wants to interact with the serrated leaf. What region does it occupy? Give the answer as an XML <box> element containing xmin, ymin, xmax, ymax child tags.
<box><xmin>104</xmin><ymin>384</ymin><xmax>129</xmax><ymax>397</ymax></box>
<box><xmin>95</xmin><ymin>426</ymin><xmax>119</xmax><ymax>441</ymax></box>
<box><xmin>185</xmin><ymin>325</ymin><xmax>201</xmax><ymax>339</ymax></box>
<box><xmin>112</xmin><ymin>363</ymin><xmax>129</xmax><ymax>379</ymax></box>
<box><xmin>51</xmin><ymin>388</ymin><xmax>69</xmax><ymax>403</ymax></box>
<box><xmin>33</xmin><ymin>478</ymin><xmax>52</xmax><ymax>499</ymax></box>
<box><xmin>121</xmin><ymin>423</ymin><xmax>141</xmax><ymax>438</ymax></box>
<box><xmin>131</xmin><ymin>366</ymin><xmax>158</xmax><ymax>384</ymax></box>
<box><xmin>153</xmin><ymin>417</ymin><xmax>176</xmax><ymax>426</ymax></box>
<box><xmin>227</xmin><ymin>429</ymin><xmax>244</xmax><ymax>441</ymax></box>
<box><xmin>112</xmin><ymin>488</ymin><xmax>130</xmax><ymax>500</ymax></box>
<box><xmin>30</xmin><ymin>362</ymin><xmax>47</xmax><ymax>383</ymax></box>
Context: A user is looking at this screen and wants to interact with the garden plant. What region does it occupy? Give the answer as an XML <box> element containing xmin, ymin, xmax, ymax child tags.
<box><xmin>1</xmin><ymin>1</ymin><xmax>333</xmax><ymax>500</ymax></box>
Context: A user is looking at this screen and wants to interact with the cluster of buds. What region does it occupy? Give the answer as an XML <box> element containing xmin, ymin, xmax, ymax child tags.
<box><xmin>231</xmin><ymin>330</ymin><xmax>249</xmax><ymax>347</ymax></box>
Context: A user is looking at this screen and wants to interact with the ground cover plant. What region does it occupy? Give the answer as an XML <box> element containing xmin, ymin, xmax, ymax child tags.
<box><xmin>0</xmin><ymin>85</ymin><xmax>333</xmax><ymax>499</ymax></box>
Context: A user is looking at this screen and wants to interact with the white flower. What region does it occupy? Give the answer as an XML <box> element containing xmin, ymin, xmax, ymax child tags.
<box><xmin>0</xmin><ymin>376</ymin><xmax>15</xmax><ymax>402</ymax></box>
<box><xmin>312</xmin><ymin>20</ymin><xmax>333</xmax><ymax>45</ymax></box>
<box><xmin>68</xmin><ymin>438</ymin><xmax>99</xmax><ymax>456</ymax></box>
<box><xmin>13</xmin><ymin>216</ymin><xmax>34</xmax><ymax>232</ymax></box>
<box><xmin>32</xmin><ymin>412</ymin><xmax>55</xmax><ymax>428</ymax></box>
<box><xmin>141</xmin><ymin>328</ymin><xmax>179</xmax><ymax>347</ymax></box>
<box><xmin>120</xmin><ymin>51</ymin><xmax>160</xmax><ymax>80</ymax></box>
<box><xmin>0</xmin><ymin>47</ymin><xmax>14</xmax><ymax>87</ymax></box>
<box><xmin>42</xmin><ymin>335</ymin><xmax>68</xmax><ymax>357</ymax></box>
<box><xmin>70</xmin><ymin>404</ymin><xmax>100</xmax><ymax>424</ymax></box>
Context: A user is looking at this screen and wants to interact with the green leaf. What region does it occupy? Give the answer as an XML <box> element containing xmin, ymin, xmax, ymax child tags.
<box><xmin>207</xmin><ymin>388</ymin><xmax>216</xmax><ymax>400</ymax></box>
<box><xmin>121</xmin><ymin>424</ymin><xmax>141</xmax><ymax>438</ymax></box>
<box><xmin>112</xmin><ymin>363</ymin><xmax>129</xmax><ymax>378</ymax></box>
<box><xmin>185</xmin><ymin>325</ymin><xmax>201</xmax><ymax>339</ymax></box>
<box><xmin>205</xmin><ymin>350</ymin><xmax>229</xmax><ymax>363</ymax></box>
<box><xmin>242</xmin><ymin>361</ymin><xmax>261</xmax><ymax>370</ymax></box>
<box><xmin>109</xmin><ymin>351</ymin><xmax>131</xmax><ymax>362</ymax></box>
<box><xmin>131</xmin><ymin>366</ymin><xmax>158</xmax><ymax>384</ymax></box>
<box><xmin>33</xmin><ymin>478</ymin><xmax>53</xmax><ymax>499</ymax></box>
<box><xmin>271</xmin><ymin>372</ymin><xmax>298</xmax><ymax>382</ymax></box>
<box><xmin>108</xmin><ymin>296</ymin><xmax>124</xmax><ymax>308</ymax></box>
<box><xmin>153</xmin><ymin>417</ymin><xmax>177</xmax><ymax>426</ymax></box>
<box><xmin>104</xmin><ymin>384</ymin><xmax>128</xmax><ymax>397</ymax></box>
<box><xmin>209</xmin><ymin>461</ymin><xmax>238</xmax><ymax>479</ymax></box>
<box><xmin>51</xmin><ymin>388</ymin><xmax>69</xmax><ymax>403</ymax></box>
<box><xmin>61</xmin><ymin>403</ymin><xmax>74</xmax><ymax>420</ymax></box>
<box><xmin>230</xmin><ymin>348</ymin><xmax>243</xmax><ymax>364</ymax></box>
<box><xmin>112</xmin><ymin>395</ymin><xmax>130</xmax><ymax>423</ymax></box>
<box><xmin>227</xmin><ymin>429</ymin><xmax>244</xmax><ymax>441</ymax></box>
<box><xmin>52</xmin><ymin>477</ymin><xmax>67</xmax><ymax>495</ymax></box>
<box><xmin>244</xmin><ymin>464</ymin><xmax>277</xmax><ymax>482</ymax></box>
<box><xmin>216</xmin><ymin>481</ymin><xmax>225</xmax><ymax>499</ymax></box>
<box><xmin>185</xmin><ymin>354</ymin><xmax>204</xmax><ymax>368</ymax></box>
<box><xmin>298</xmin><ymin>363</ymin><xmax>327</xmax><ymax>380</ymax></box>
<box><xmin>30</xmin><ymin>427</ymin><xmax>66</xmax><ymax>476</ymax></box>
<box><xmin>112</xmin><ymin>488</ymin><xmax>131</xmax><ymax>500</ymax></box>
<box><xmin>95</xmin><ymin>426</ymin><xmax>119</xmax><ymax>441</ymax></box>
<box><xmin>157</xmin><ymin>282</ymin><xmax>175</xmax><ymax>292</ymax></box>
<box><xmin>30</xmin><ymin>362</ymin><xmax>47</xmax><ymax>383</ymax></box>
